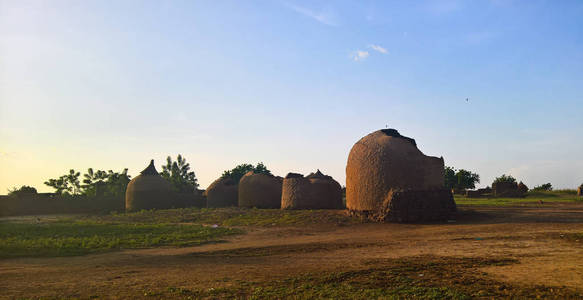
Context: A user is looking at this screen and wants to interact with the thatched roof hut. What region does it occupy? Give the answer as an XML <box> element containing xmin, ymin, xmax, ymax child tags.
<box><xmin>238</xmin><ymin>171</ymin><xmax>282</xmax><ymax>208</ymax></box>
<box><xmin>345</xmin><ymin>129</ymin><xmax>455</xmax><ymax>222</ymax></box>
<box><xmin>125</xmin><ymin>160</ymin><xmax>173</xmax><ymax>212</ymax></box>
<box><xmin>517</xmin><ymin>181</ymin><xmax>529</xmax><ymax>195</ymax></box>
<box><xmin>205</xmin><ymin>177</ymin><xmax>238</xmax><ymax>208</ymax></box>
<box><xmin>281</xmin><ymin>170</ymin><xmax>342</xmax><ymax>209</ymax></box>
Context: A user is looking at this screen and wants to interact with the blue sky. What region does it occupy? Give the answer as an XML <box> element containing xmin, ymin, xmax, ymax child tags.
<box><xmin>1</xmin><ymin>0</ymin><xmax>582</xmax><ymax>192</ymax></box>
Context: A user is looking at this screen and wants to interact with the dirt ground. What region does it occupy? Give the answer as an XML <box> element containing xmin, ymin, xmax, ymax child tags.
<box><xmin>1</xmin><ymin>204</ymin><xmax>583</xmax><ymax>299</ymax></box>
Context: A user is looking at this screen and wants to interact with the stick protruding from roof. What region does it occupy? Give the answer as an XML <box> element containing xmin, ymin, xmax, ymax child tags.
<box><xmin>140</xmin><ymin>159</ymin><xmax>159</xmax><ymax>175</ymax></box>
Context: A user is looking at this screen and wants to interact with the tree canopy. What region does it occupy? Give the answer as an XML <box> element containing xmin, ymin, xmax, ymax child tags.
<box><xmin>221</xmin><ymin>162</ymin><xmax>271</xmax><ymax>183</ymax></box>
<box><xmin>532</xmin><ymin>183</ymin><xmax>553</xmax><ymax>191</ymax></box>
<box><xmin>44</xmin><ymin>169</ymin><xmax>81</xmax><ymax>195</ymax></box>
<box><xmin>444</xmin><ymin>166</ymin><xmax>480</xmax><ymax>191</ymax></box>
<box><xmin>8</xmin><ymin>185</ymin><xmax>37</xmax><ymax>197</ymax></box>
<box><xmin>493</xmin><ymin>174</ymin><xmax>517</xmax><ymax>185</ymax></box>
<box><xmin>160</xmin><ymin>154</ymin><xmax>199</xmax><ymax>193</ymax></box>
<box><xmin>45</xmin><ymin>168</ymin><xmax>130</xmax><ymax>197</ymax></box>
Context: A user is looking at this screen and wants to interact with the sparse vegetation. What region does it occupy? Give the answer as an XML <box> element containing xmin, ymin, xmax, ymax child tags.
<box><xmin>7</xmin><ymin>185</ymin><xmax>37</xmax><ymax>197</ymax></box>
<box><xmin>532</xmin><ymin>183</ymin><xmax>553</xmax><ymax>191</ymax></box>
<box><xmin>0</xmin><ymin>219</ymin><xmax>239</xmax><ymax>259</ymax></box>
<box><xmin>156</xmin><ymin>256</ymin><xmax>579</xmax><ymax>299</ymax></box>
<box><xmin>455</xmin><ymin>189</ymin><xmax>581</xmax><ymax>206</ymax></box>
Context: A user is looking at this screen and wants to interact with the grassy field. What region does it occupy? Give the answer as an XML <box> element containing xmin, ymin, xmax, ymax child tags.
<box><xmin>0</xmin><ymin>218</ymin><xmax>240</xmax><ymax>259</ymax></box>
<box><xmin>454</xmin><ymin>189</ymin><xmax>582</xmax><ymax>206</ymax></box>
<box><xmin>0</xmin><ymin>208</ymin><xmax>356</xmax><ymax>259</ymax></box>
<box><xmin>1</xmin><ymin>190</ymin><xmax>581</xmax><ymax>260</ymax></box>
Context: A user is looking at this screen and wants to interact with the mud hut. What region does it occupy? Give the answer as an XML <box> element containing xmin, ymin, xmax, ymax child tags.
<box><xmin>238</xmin><ymin>171</ymin><xmax>282</xmax><ymax>208</ymax></box>
<box><xmin>492</xmin><ymin>181</ymin><xmax>517</xmax><ymax>197</ymax></box>
<box><xmin>205</xmin><ymin>177</ymin><xmax>238</xmax><ymax>208</ymax></box>
<box><xmin>345</xmin><ymin>129</ymin><xmax>456</xmax><ymax>222</ymax></box>
<box><xmin>125</xmin><ymin>160</ymin><xmax>173</xmax><ymax>212</ymax></box>
<box><xmin>281</xmin><ymin>170</ymin><xmax>342</xmax><ymax>209</ymax></box>
<box><xmin>517</xmin><ymin>182</ymin><xmax>529</xmax><ymax>195</ymax></box>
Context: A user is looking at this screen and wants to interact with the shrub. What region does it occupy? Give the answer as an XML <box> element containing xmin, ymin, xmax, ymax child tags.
<box><xmin>532</xmin><ymin>183</ymin><xmax>553</xmax><ymax>191</ymax></box>
<box><xmin>7</xmin><ymin>186</ymin><xmax>37</xmax><ymax>198</ymax></box>
<box><xmin>221</xmin><ymin>162</ymin><xmax>271</xmax><ymax>183</ymax></box>
<box><xmin>493</xmin><ymin>174</ymin><xmax>516</xmax><ymax>185</ymax></box>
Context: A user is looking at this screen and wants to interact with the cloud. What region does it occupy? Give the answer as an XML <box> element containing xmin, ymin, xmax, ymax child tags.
<box><xmin>368</xmin><ymin>44</ymin><xmax>388</xmax><ymax>54</ymax></box>
<box><xmin>351</xmin><ymin>50</ymin><xmax>369</xmax><ymax>61</ymax></box>
<box><xmin>285</xmin><ymin>3</ymin><xmax>338</xmax><ymax>26</ymax></box>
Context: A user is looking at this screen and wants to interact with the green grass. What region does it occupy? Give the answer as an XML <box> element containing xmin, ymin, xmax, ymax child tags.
<box><xmin>455</xmin><ymin>190</ymin><xmax>582</xmax><ymax>206</ymax></box>
<box><xmin>0</xmin><ymin>220</ymin><xmax>240</xmax><ymax>259</ymax></box>
<box><xmin>0</xmin><ymin>207</ymin><xmax>354</xmax><ymax>259</ymax></box>
<box><xmin>97</xmin><ymin>207</ymin><xmax>358</xmax><ymax>227</ymax></box>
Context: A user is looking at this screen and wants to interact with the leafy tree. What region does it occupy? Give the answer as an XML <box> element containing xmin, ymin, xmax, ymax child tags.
<box><xmin>221</xmin><ymin>162</ymin><xmax>272</xmax><ymax>183</ymax></box>
<box><xmin>456</xmin><ymin>169</ymin><xmax>480</xmax><ymax>190</ymax></box>
<box><xmin>161</xmin><ymin>154</ymin><xmax>199</xmax><ymax>193</ymax></box>
<box><xmin>44</xmin><ymin>169</ymin><xmax>81</xmax><ymax>195</ymax></box>
<box><xmin>493</xmin><ymin>174</ymin><xmax>517</xmax><ymax>185</ymax></box>
<box><xmin>444</xmin><ymin>166</ymin><xmax>456</xmax><ymax>190</ymax></box>
<box><xmin>532</xmin><ymin>183</ymin><xmax>553</xmax><ymax>191</ymax></box>
<box><xmin>444</xmin><ymin>166</ymin><xmax>480</xmax><ymax>191</ymax></box>
<box><xmin>8</xmin><ymin>185</ymin><xmax>37</xmax><ymax>197</ymax></box>
<box><xmin>82</xmin><ymin>168</ymin><xmax>131</xmax><ymax>197</ymax></box>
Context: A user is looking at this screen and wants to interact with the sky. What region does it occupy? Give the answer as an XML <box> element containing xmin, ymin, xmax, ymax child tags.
<box><xmin>1</xmin><ymin>0</ymin><xmax>582</xmax><ymax>193</ymax></box>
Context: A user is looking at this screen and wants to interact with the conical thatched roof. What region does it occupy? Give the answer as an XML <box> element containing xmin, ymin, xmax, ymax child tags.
<box><xmin>281</xmin><ymin>170</ymin><xmax>342</xmax><ymax>209</ymax></box>
<box><xmin>205</xmin><ymin>177</ymin><xmax>238</xmax><ymax>208</ymax></box>
<box><xmin>125</xmin><ymin>160</ymin><xmax>174</xmax><ymax>212</ymax></box>
<box><xmin>238</xmin><ymin>171</ymin><xmax>282</xmax><ymax>208</ymax></box>
<box><xmin>517</xmin><ymin>181</ymin><xmax>528</xmax><ymax>194</ymax></box>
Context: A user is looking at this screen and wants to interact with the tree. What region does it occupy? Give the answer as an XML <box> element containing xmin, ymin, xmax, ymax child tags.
<box><xmin>161</xmin><ymin>154</ymin><xmax>199</xmax><ymax>193</ymax></box>
<box><xmin>532</xmin><ymin>183</ymin><xmax>553</xmax><ymax>191</ymax></box>
<box><xmin>493</xmin><ymin>174</ymin><xmax>517</xmax><ymax>185</ymax></box>
<box><xmin>444</xmin><ymin>166</ymin><xmax>480</xmax><ymax>191</ymax></box>
<box><xmin>44</xmin><ymin>169</ymin><xmax>81</xmax><ymax>195</ymax></box>
<box><xmin>456</xmin><ymin>169</ymin><xmax>480</xmax><ymax>190</ymax></box>
<box><xmin>8</xmin><ymin>185</ymin><xmax>37</xmax><ymax>197</ymax></box>
<box><xmin>221</xmin><ymin>162</ymin><xmax>272</xmax><ymax>183</ymax></box>
<box><xmin>82</xmin><ymin>168</ymin><xmax>109</xmax><ymax>196</ymax></box>
<box><xmin>444</xmin><ymin>166</ymin><xmax>456</xmax><ymax>190</ymax></box>
<box><xmin>82</xmin><ymin>168</ymin><xmax>131</xmax><ymax>197</ymax></box>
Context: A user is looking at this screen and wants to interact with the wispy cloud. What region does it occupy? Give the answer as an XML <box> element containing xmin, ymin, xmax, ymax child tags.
<box><xmin>368</xmin><ymin>44</ymin><xmax>388</xmax><ymax>54</ymax></box>
<box><xmin>285</xmin><ymin>3</ymin><xmax>338</xmax><ymax>26</ymax></box>
<box><xmin>351</xmin><ymin>50</ymin><xmax>370</xmax><ymax>61</ymax></box>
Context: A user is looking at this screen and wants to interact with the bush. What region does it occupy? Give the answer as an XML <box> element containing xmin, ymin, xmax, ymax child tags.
<box><xmin>532</xmin><ymin>183</ymin><xmax>553</xmax><ymax>191</ymax></box>
<box><xmin>7</xmin><ymin>186</ymin><xmax>37</xmax><ymax>198</ymax></box>
<box><xmin>221</xmin><ymin>162</ymin><xmax>271</xmax><ymax>183</ymax></box>
<box><xmin>493</xmin><ymin>174</ymin><xmax>516</xmax><ymax>185</ymax></box>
